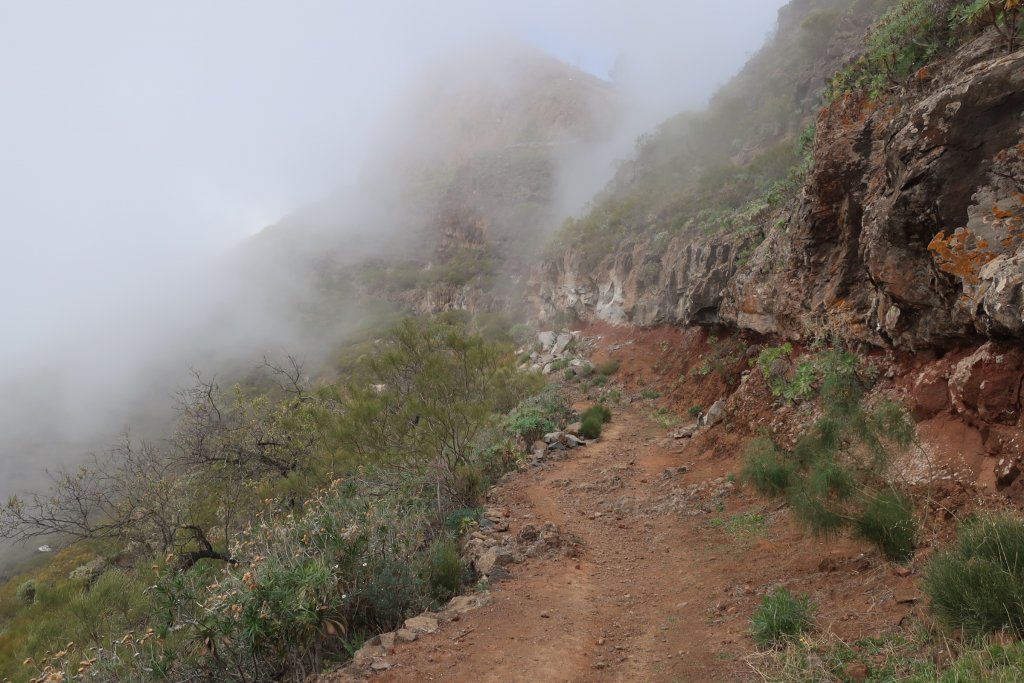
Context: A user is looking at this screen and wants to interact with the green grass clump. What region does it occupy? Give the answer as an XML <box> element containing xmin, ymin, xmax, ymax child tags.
<box><xmin>503</xmin><ymin>386</ymin><xmax>571</xmax><ymax>446</ymax></box>
<box><xmin>579</xmin><ymin>415</ymin><xmax>603</xmax><ymax>440</ymax></box>
<box><xmin>640</xmin><ymin>388</ymin><xmax>661</xmax><ymax>400</ymax></box>
<box><xmin>937</xmin><ymin>642</ymin><xmax>1024</xmax><ymax>682</ymax></box>
<box><xmin>14</xmin><ymin>580</ymin><xmax>35</xmax><ymax>606</ymax></box>
<box><xmin>428</xmin><ymin>539</ymin><xmax>464</xmax><ymax>601</ymax></box>
<box><xmin>751</xmin><ymin>587</ymin><xmax>814</xmax><ymax>648</ymax></box>
<box><xmin>742</xmin><ymin>349</ymin><xmax>918</xmax><ymax>561</ymax></box>
<box><xmin>854</xmin><ymin>490</ymin><xmax>916</xmax><ymax>562</ymax></box>
<box><xmin>575</xmin><ymin>406</ymin><xmax>612</xmax><ymax>439</ymax></box>
<box><xmin>710</xmin><ymin>512</ymin><xmax>768</xmax><ymax>544</ymax></box>
<box><xmin>748</xmin><ymin>633</ymin><xmax>1024</xmax><ymax>682</ymax></box>
<box><xmin>596</xmin><ymin>359</ymin><xmax>620</xmax><ymax>376</ymax></box>
<box><xmin>581</xmin><ymin>405</ymin><xmax>613</xmax><ymax>425</ymax></box>
<box><xmin>924</xmin><ymin>515</ymin><xmax>1024</xmax><ymax>638</ymax></box>
<box><xmin>742</xmin><ymin>438</ymin><xmax>796</xmax><ymax>497</ymax></box>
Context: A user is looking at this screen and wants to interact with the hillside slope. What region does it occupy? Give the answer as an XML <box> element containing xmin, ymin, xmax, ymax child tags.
<box><xmin>531</xmin><ymin>0</ymin><xmax>1024</xmax><ymax>353</ymax></box>
<box><xmin>242</xmin><ymin>43</ymin><xmax>620</xmax><ymax>320</ymax></box>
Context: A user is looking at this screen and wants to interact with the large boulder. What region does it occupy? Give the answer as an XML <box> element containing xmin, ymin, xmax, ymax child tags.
<box><xmin>949</xmin><ymin>343</ymin><xmax>1024</xmax><ymax>427</ymax></box>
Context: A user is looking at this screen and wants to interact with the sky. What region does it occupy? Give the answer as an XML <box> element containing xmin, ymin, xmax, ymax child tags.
<box><xmin>0</xmin><ymin>0</ymin><xmax>787</xmax><ymax>553</ymax></box>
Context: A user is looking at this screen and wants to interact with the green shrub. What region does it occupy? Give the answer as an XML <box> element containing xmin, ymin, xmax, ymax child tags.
<box><xmin>15</xmin><ymin>579</ymin><xmax>35</xmax><ymax>606</ymax></box>
<box><xmin>503</xmin><ymin>386</ymin><xmax>571</xmax><ymax>446</ymax></box>
<box><xmin>150</xmin><ymin>480</ymin><xmax>437</xmax><ymax>680</ymax></box>
<box><xmin>854</xmin><ymin>490</ymin><xmax>917</xmax><ymax>561</ymax></box>
<box><xmin>924</xmin><ymin>515</ymin><xmax>1024</xmax><ymax>637</ymax></box>
<box><xmin>950</xmin><ymin>0</ymin><xmax>1023</xmax><ymax>54</ymax></box>
<box><xmin>579</xmin><ymin>415</ymin><xmax>603</xmax><ymax>440</ymax></box>
<box><xmin>596</xmin><ymin>359</ymin><xmax>620</xmax><ymax>376</ymax></box>
<box><xmin>592</xmin><ymin>375</ymin><xmax>608</xmax><ymax>388</ymax></box>
<box><xmin>688</xmin><ymin>405</ymin><xmax>702</xmax><ymax>418</ymax></box>
<box><xmin>550</xmin><ymin>358</ymin><xmax>570</xmax><ymax>373</ymax></box>
<box><xmin>751</xmin><ymin>587</ymin><xmax>814</xmax><ymax>648</ymax></box>
<box><xmin>581</xmin><ymin>405</ymin><xmax>613</xmax><ymax>425</ymax></box>
<box><xmin>640</xmin><ymin>388</ymin><xmax>661</xmax><ymax>400</ymax></box>
<box><xmin>444</xmin><ymin>508</ymin><xmax>481</xmax><ymax>532</ymax></box>
<box><xmin>757</xmin><ymin>343</ymin><xmax>820</xmax><ymax>401</ymax></box>
<box><xmin>826</xmin><ymin>0</ymin><xmax>962</xmax><ymax>100</ymax></box>
<box><xmin>742</xmin><ymin>438</ymin><xmax>796</xmax><ymax>496</ymax></box>
<box><xmin>428</xmin><ymin>539</ymin><xmax>464</xmax><ymax>601</ymax></box>
<box><xmin>452</xmin><ymin>463</ymin><xmax>485</xmax><ymax>507</ymax></box>
<box><xmin>743</xmin><ymin>350</ymin><xmax>918</xmax><ymax>560</ymax></box>
<box><xmin>563</xmin><ymin>367</ymin><xmax>576</xmax><ymax>381</ymax></box>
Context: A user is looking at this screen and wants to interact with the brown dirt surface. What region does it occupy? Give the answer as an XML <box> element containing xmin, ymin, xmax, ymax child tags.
<box><xmin>365</xmin><ymin>327</ymin><xmax>928</xmax><ymax>683</ymax></box>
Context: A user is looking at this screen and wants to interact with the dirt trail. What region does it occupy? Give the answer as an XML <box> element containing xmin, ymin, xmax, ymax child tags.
<box><xmin>372</xmin><ymin>399</ymin><xmax>910</xmax><ymax>683</ymax></box>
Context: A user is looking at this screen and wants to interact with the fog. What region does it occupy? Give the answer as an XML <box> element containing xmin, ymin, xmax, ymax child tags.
<box><xmin>0</xmin><ymin>0</ymin><xmax>787</xmax><ymax>562</ymax></box>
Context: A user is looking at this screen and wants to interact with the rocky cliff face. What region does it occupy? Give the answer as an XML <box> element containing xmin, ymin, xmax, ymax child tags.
<box><xmin>533</xmin><ymin>31</ymin><xmax>1024</xmax><ymax>352</ymax></box>
<box><xmin>532</xmin><ymin>231</ymin><xmax>750</xmax><ymax>327</ymax></box>
<box><xmin>727</xmin><ymin>33</ymin><xmax>1024</xmax><ymax>350</ymax></box>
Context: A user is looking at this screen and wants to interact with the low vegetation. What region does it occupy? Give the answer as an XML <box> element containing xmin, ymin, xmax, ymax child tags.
<box><xmin>750</xmin><ymin>587</ymin><xmax>815</xmax><ymax>648</ymax></box>
<box><xmin>828</xmin><ymin>0</ymin><xmax>1022</xmax><ymax>101</ymax></box>
<box><xmin>503</xmin><ymin>385</ymin><xmax>573</xmax><ymax>448</ymax></box>
<box><xmin>579</xmin><ymin>404</ymin><xmax>613</xmax><ymax>440</ymax></box>
<box><xmin>0</xmin><ymin>314</ymin><xmax>566</xmax><ymax>682</ymax></box>
<box><xmin>543</xmin><ymin>0</ymin><xmax>886</xmax><ymax>271</ymax></box>
<box><xmin>743</xmin><ymin>349</ymin><xmax>918</xmax><ymax>561</ymax></box>
<box><xmin>924</xmin><ymin>515</ymin><xmax>1024</xmax><ymax>637</ymax></box>
<box><xmin>750</xmin><ymin>632</ymin><xmax>1024</xmax><ymax>681</ymax></box>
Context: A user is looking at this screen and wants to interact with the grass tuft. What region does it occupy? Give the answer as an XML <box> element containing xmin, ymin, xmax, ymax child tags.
<box><xmin>750</xmin><ymin>587</ymin><xmax>814</xmax><ymax>648</ymax></box>
<box><xmin>924</xmin><ymin>515</ymin><xmax>1024</xmax><ymax>637</ymax></box>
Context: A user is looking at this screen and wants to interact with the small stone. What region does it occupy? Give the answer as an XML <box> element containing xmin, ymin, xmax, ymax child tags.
<box><xmin>379</xmin><ymin>632</ymin><xmax>396</xmax><ymax>650</ymax></box>
<box><xmin>540</xmin><ymin>611</ymin><xmax>551</xmax><ymax>618</ymax></box>
<box><xmin>996</xmin><ymin>458</ymin><xmax>1020</xmax><ymax>487</ymax></box>
<box><xmin>672</xmin><ymin>424</ymin><xmax>700</xmax><ymax>439</ymax></box>
<box><xmin>395</xmin><ymin>628</ymin><xmax>418</xmax><ymax>643</ymax></box>
<box><xmin>352</xmin><ymin>644</ymin><xmax>384</xmax><ymax>668</ymax></box>
<box><xmin>476</xmin><ymin>547</ymin><xmax>515</xmax><ymax>575</ymax></box>
<box><xmin>701</xmin><ymin>400</ymin><xmax>727</xmax><ymax>427</ymax></box>
<box><xmin>446</xmin><ymin>594</ymin><xmax>492</xmax><ymax>614</ymax></box>
<box><xmin>544</xmin><ymin>431</ymin><xmax>566</xmax><ymax>444</ymax></box>
<box><xmin>894</xmin><ymin>587</ymin><xmax>919</xmax><ymax>604</ymax></box>
<box><xmin>487</xmin><ymin>566</ymin><xmax>513</xmax><ymax>582</ymax></box>
<box><xmin>404</xmin><ymin>614</ymin><xmax>440</xmax><ymax>634</ymax></box>
<box><xmin>370</xmin><ymin>660</ymin><xmax>392</xmax><ymax>671</ymax></box>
